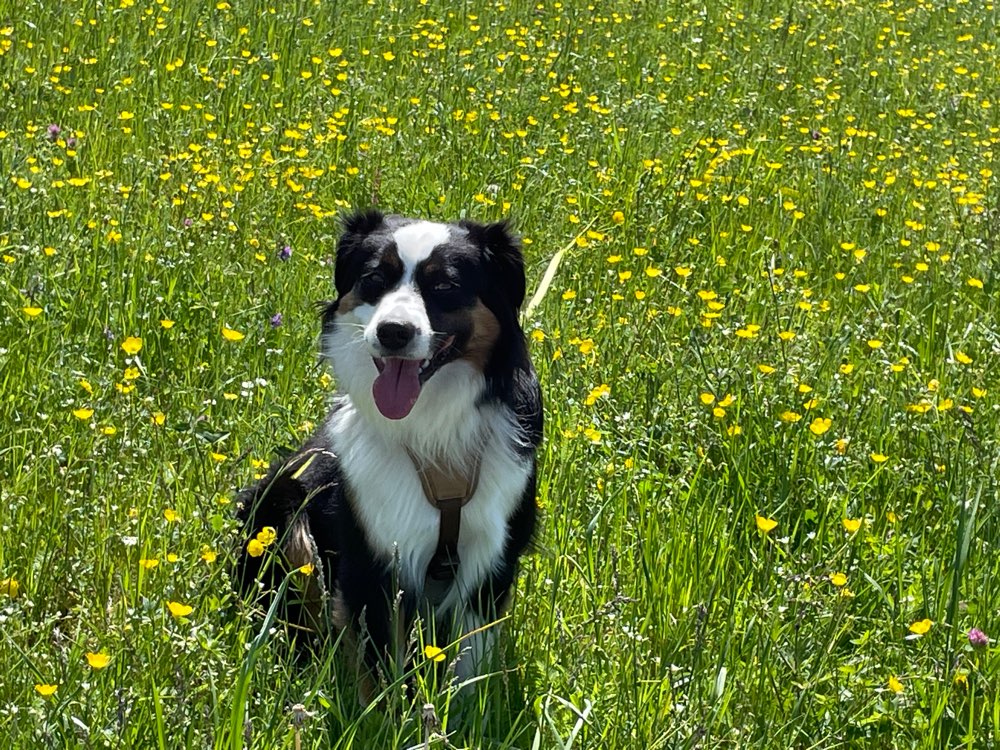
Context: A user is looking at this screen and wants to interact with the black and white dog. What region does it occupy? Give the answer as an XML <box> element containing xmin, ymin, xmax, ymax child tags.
<box><xmin>236</xmin><ymin>209</ymin><xmax>542</xmax><ymax>693</ymax></box>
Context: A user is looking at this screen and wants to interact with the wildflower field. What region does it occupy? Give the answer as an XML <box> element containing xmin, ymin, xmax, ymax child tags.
<box><xmin>1</xmin><ymin>0</ymin><xmax>999</xmax><ymax>746</ymax></box>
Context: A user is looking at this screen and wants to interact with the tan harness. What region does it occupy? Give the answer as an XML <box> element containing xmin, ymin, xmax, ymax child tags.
<box><xmin>408</xmin><ymin>451</ymin><xmax>481</xmax><ymax>605</ymax></box>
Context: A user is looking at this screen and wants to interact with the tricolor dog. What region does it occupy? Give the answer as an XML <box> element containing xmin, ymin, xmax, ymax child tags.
<box><xmin>236</xmin><ymin>209</ymin><xmax>542</xmax><ymax>694</ymax></box>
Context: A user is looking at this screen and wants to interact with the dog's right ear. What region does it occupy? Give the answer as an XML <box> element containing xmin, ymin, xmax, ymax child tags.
<box><xmin>335</xmin><ymin>208</ymin><xmax>384</xmax><ymax>297</ymax></box>
<box><xmin>341</xmin><ymin>207</ymin><xmax>385</xmax><ymax>237</ymax></box>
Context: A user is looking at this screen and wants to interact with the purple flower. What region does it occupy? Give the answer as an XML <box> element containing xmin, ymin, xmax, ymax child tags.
<box><xmin>968</xmin><ymin>628</ymin><xmax>989</xmax><ymax>648</ymax></box>
<box><xmin>270</xmin><ymin>312</ymin><xmax>283</xmax><ymax>328</ymax></box>
<box><xmin>183</xmin><ymin>217</ymin><xmax>193</xmax><ymax>228</ymax></box>
<box><xmin>66</xmin><ymin>136</ymin><xmax>78</xmax><ymax>149</ymax></box>
<box><xmin>278</xmin><ymin>245</ymin><xmax>292</xmax><ymax>261</ymax></box>
<box><xmin>47</xmin><ymin>124</ymin><xmax>61</xmax><ymax>141</ymax></box>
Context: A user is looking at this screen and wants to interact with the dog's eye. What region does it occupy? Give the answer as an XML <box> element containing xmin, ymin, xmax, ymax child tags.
<box><xmin>433</xmin><ymin>281</ymin><xmax>458</xmax><ymax>292</ymax></box>
<box><xmin>358</xmin><ymin>272</ymin><xmax>387</xmax><ymax>298</ymax></box>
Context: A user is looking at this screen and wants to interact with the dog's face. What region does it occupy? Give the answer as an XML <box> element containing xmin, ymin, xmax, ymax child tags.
<box><xmin>323</xmin><ymin>210</ymin><xmax>525</xmax><ymax>421</ymax></box>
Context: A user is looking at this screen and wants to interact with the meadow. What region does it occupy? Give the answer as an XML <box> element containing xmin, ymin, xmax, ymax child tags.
<box><xmin>1</xmin><ymin>0</ymin><xmax>999</xmax><ymax>746</ymax></box>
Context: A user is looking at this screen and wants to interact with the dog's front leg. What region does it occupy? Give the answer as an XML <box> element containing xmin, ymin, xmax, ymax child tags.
<box><xmin>337</xmin><ymin>552</ymin><xmax>415</xmax><ymax>703</ymax></box>
<box><xmin>452</xmin><ymin>565</ymin><xmax>518</xmax><ymax>684</ymax></box>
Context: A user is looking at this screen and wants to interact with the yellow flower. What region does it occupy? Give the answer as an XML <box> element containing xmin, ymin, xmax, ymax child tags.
<box><xmin>22</xmin><ymin>306</ymin><xmax>42</xmax><ymax>317</ymax></box>
<box><xmin>1</xmin><ymin>577</ymin><xmax>19</xmax><ymax>598</ymax></box>
<box><xmin>967</xmin><ymin>277</ymin><xmax>983</xmax><ymax>289</ymax></box>
<box><xmin>167</xmin><ymin>601</ymin><xmax>194</xmax><ymax>618</ymax></box>
<box><xmin>699</xmin><ymin>393</ymin><xmax>715</xmax><ymax>405</ymax></box>
<box><xmin>423</xmin><ymin>645</ymin><xmax>446</xmax><ymax>663</ymax></box>
<box><xmin>86</xmin><ymin>652</ymin><xmax>110</xmax><ymax>669</ymax></box>
<box><xmin>584</xmin><ymin>383</ymin><xmax>611</xmax><ymax>406</ymax></box>
<box><xmin>200</xmin><ymin>546</ymin><xmax>217</xmax><ymax>563</ymax></box>
<box><xmin>256</xmin><ymin>526</ymin><xmax>277</xmax><ymax>546</ymax></box>
<box><xmin>908</xmin><ymin>619</ymin><xmax>933</xmax><ymax>635</ymax></box>
<box><xmin>611</xmin><ymin>210</ymin><xmax>625</xmax><ymax>224</ymax></box>
<box><xmin>888</xmin><ymin>676</ymin><xmax>904</xmax><ymax>694</ymax></box>
<box><xmin>870</xmin><ymin>452</ymin><xmax>889</xmax><ymax>464</ymax></box>
<box><xmin>780</xmin><ymin>411</ymin><xmax>801</xmax><ymax>423</ymax></box>
<box><xmin>160</xmin><ymin>319</ymin><xmax>175</xmax><ymax>329</ymax></box>
<box><xmin>843</xmin><ymin>518</ymin><xmax>862</xmax><ymax>533</ymax></box>
<box><xmin>299</xmin><ymin>563</ymin><xmax>315</xmax><ymax>576</ymax></box>
<box><xmin>139</xmin><ymin>558</ymin><xmax>159</xmax><ymax>569</ymax></box>
<box><xmin>867</xmin><ymin>339</ymin><xmax>883</xmax><ymax>349</ymax></box>
<box><xmin>829</xmin><ymin>572</ymin><xmax>847</xmax><ymax>587</ymax></box>
<box><xmin>163</xmin><ymin>508</ymin><xmax>180</xmax><ymax>523</ymax></box>
<box><xmin>35</xmin><ymin>684</ymin><xmax>58</xmax><ymax>697</ymax></box>
<box><xmin>221</xmin><ymin>326</ymin><xmax>245</xmax><ymax>341</ymax></box>
<box><xmin>809</xmin><ymin>417</ymin><xmax>832</xmax><ymax>436</ymax></box>
<box><xmin>72</xmin><ymin>408</ymin><xmax>94</xmax><ymax>420</ymax></box>
<box><xmin>955</xmin><ymin>351</ymin><xmax>972</xmax><ymax>365</ymax></box>
<box><xmin>755</xmin><ymin>515</ymin><xmax>777</xmax><ymax>533</ymax></box>
<box><xmin>246</xmin><ymin>539</ymin><xmax>265</xmax><ymax>558</ymax></box>
<box><xmin>561</xmin><ymin>290</ymin><xmax>576</xmax><ymax>301</ymax></box>
<box><xmin>121</xmin><ymin>336</ymin><xmax>143</xmax><ymax>355</ymax></box>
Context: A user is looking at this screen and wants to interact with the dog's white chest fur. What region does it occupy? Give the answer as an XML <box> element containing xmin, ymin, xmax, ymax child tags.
<box><xmin>326</xmin><ymin>392</ymin><xmax>531</xmax><ymax>610</ymax></box>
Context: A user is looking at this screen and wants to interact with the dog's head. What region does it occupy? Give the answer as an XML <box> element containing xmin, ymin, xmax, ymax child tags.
<box><xmin>322</xmin><ymin>209</ymin><xmax>527</xmax><ymax>422</ymax></box>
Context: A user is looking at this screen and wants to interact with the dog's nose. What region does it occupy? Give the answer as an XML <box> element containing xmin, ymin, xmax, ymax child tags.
<box><xmin>376</xmin><ymin>321</ymin><xmax>416</xmax><ymax>351</ymax></box>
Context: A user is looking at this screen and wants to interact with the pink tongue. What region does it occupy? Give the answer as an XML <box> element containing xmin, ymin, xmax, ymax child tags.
<box><xmin>372</xmin><ymin>358</ymin><xmax>423</xmax><ymax>420</ymax></box>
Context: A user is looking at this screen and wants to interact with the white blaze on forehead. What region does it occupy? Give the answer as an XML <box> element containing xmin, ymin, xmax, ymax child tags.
<box><xmin>393</xmin><ymin>221</ymin><xmax>451</xmax><ymax>278</ymax></box>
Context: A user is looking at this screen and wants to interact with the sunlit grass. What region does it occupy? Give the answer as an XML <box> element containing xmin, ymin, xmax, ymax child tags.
<box><xmin>1</xmin><ymin>0</ymin><xmax>999</xmax><ymax>746</ymax></box>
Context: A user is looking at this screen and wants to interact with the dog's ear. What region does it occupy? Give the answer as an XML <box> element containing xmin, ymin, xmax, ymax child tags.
<box><xmin>462</xmin><ymin>219</ymin><xmax>526</xmax><ymax>308</ymax></box>
<box><xmin>341</xmin><ymin>207</ymin><xmax>385</xmax><ymax>236</ymax></box>
<box><xmin>335</xmin><ymin>208</ymin><xmax>384</xmax><ymax>296</ymax></box>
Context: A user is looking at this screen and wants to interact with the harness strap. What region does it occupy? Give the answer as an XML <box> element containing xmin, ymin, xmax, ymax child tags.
<box><xmin>408</xmin><ymin>451</ymin><xmax>481</xmax><ymax>605</ymax></box>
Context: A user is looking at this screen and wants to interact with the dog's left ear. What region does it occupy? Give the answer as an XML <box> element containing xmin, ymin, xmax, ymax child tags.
<box><xmin>462</xmin><ymin>219</ymin><xmax>526</xmax><ymax>308</ymax></box>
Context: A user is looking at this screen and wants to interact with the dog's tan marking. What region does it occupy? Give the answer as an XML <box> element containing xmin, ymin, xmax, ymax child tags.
<box><xmin>336</xmin><ymin>290</ymin><xmax>363</xmax><ymax>316</ymax></box>
<box><xmin>461</xmin><ymin>300</ymin><xmax>500</xmax><ymax>371</ymax></box>
<box><xmin>282</xmin><ymin>515</ymin><xmax>328</xmax><ymax>635</ymax></box>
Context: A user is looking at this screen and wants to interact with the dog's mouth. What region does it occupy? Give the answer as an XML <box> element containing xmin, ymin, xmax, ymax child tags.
<box><xmin>371</xmin><ymin>335</ymin><xmax>456</xmax><ymax>420</ymax></box>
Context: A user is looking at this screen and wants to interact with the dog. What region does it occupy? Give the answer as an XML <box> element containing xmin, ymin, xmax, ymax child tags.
<box><xmin>235</xmin><ymin>209</ymin><xmax>542</xmax><ymax>695</ymax></box>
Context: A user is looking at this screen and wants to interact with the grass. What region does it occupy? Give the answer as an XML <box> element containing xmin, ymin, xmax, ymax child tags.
<box><xmin>1</xmin><ymin>0</ymin><xmax>999</xmax><ymax>746</ymax></box>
